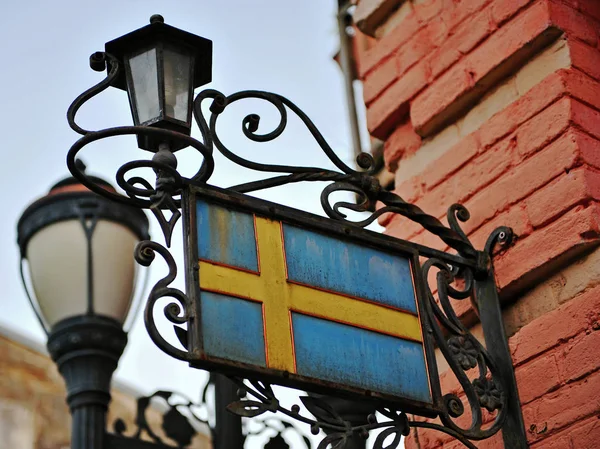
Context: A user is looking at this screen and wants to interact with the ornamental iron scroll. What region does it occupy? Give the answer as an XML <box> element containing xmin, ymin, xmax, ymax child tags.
<box><xmin>66</xmin><ymin>46</ymin><xmax>527</xmax><ymax>448</ymax></box>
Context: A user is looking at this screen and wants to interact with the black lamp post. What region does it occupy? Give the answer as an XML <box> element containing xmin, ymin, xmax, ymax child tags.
<box><xmin>17</xmin><ymin>163</ymin><xmax>149</xmax><ymax>449</ymax></box>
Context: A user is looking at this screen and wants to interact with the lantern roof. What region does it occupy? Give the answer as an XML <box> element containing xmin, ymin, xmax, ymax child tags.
<box><xmin>105</xmin><ymin>14</ymin><xmax>213</xmax><ymax>91</ymax></box>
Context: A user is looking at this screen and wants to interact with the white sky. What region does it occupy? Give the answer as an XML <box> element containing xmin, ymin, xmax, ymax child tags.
<box><xmin>0</xmin><ymin>1</ymin><xmax>381</xmax><ymax>447</ymax></box>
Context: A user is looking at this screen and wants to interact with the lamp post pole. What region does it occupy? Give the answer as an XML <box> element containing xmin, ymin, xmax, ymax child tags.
<box><xmin>47</xmin><ymin>316</ymin><xmax>127</xmax><ymax>449</ymax></box>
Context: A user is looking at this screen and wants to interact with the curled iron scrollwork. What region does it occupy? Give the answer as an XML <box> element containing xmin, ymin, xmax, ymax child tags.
<box><xmin>66</xmin><ymin>56</ymin><xmax>477</xmax><ymax>257</ymax></box>
<box><xmin>226</xmin><ymin>378</ymin><xmax>482</xmax><ymax>449</ymax></box>
<box><xmin>134</xmin><ymin>240</ymin><xmax>192</xmax><ymax>362</ymax></box>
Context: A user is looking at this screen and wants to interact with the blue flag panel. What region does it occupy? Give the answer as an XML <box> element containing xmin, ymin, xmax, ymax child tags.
<box><xmin>283</xmin><ymin>224</ymin><xmax>418</xmax><ymax>314</ymax></box>
<box><xmin>291</xmin><ymin>313</ymin><xmax>431</xmax><ymax>403</ymax></box>
<box><xmin>197</xmin><ymin>200</ymin><xmax>259</xmax><ymax>272</ymax></box>
<box><xmin>200</xmin><ymin>292</ymin><xmax>267</xmax><ymax>367</ymax></box>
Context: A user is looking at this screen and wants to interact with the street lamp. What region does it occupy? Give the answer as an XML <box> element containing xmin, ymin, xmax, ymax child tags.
<box><xmin>100</xmin><ymin>13</ymin><xmax>212</xmax><ymax>151</ymax></box>
<box><xmin>17</xmin><ymin>161</ymin><xmax>149</xmax><ymax>449</ymax></box>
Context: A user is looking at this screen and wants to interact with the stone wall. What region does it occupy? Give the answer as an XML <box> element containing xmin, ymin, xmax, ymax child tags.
<box><xmin>352</xmin><ymin>0</ymin><xmax>600</xmax><ymax>447</ymax></box>
<box><xmin>0</xmin><ymin>330</ymin><xmax>211</xmax><ymax>449</ymax></box>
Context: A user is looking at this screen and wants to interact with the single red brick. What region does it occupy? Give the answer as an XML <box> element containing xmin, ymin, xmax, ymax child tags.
<box><xmin>425</xmin><ymin>132</ymin><xmax>481</xmax><ymax>190</ymax></box>
<box><xmin>426</xmin><ymin>16</ymin><xmax>449</xmax><ymax>47</ymax></box>
<box><xmin>557</xmin><ymin>327</ymin><xmax>600</xmax><ymax>382</ymax></box>
<box><xmin>443</xmin><ymin>0</ymin><xmax>492</xmax><ymax>30</ymax></box>
<box><xmin>568</xmin><ymin>414</ymin><xmax>600</xmax><ymax>449</ymax></box>
<box><xmin>525</xmin><ymin>370</ymin><xmax>600</xmax><ymax>443</ymax></box>
<box><xmin>508</xmin><ymin>275</ymin><xmax>600</xmax><ymax>364</ymax></box>
<box><xmin>367</xmin><ymin>61</ymin><xmax>430</xmax><ymax>139</ymax></box>
<box><xmin>571</xmin><ymin>100</ymin><xmax>600</xmax><ymax>140</ymax></box>
<box><xmin>415</xmin><ymin>0</ymin><xmax>444</xmax><ymax>23</ymax></box>
<box><xmin>529</xmin><ymin>433</ymin><xmax>571</xmax><ymax>449</ymax></box>
<box><xmin>397</xmin><ymin>27</ymin><xmax>435</xmax><ymax>76</ymax></box>
<box><xmin>491</xmin><ymin>0</ymin><xmax>533</xmax><ymax>25</ymax></box>
<box><xmin>564</xmin><ymin>68</ymin><xmax>600</xmax><ymax>112</ymax></box>
<box><xmin>525</xmin><ymin>167</ymin><xmax>600</xmax><ymax>228</ymax></box>
<box><xmin>383</xmin><ymin>121</ymin><xmax>422</xmax><ymax>171</ymax></box>
<box><xmin>515</xmin><ymin>352</ymin><xmax>560</xmax><ymax>404</ymax></box>
<box><xmin>494</xmin><ymin>203</ymin><xmax>600</xmax><ymax>291</ymax></box>
<box><xmin>467</xmin><ymin>0</ymin><xmax>554</xmax><ymax>81</ymax></box>
<box><xmin>515</xmin><ymin>97</ymin><xmax>572</xmax><ymax>158</ymax></box>
<box><xmin>411</xmin><ymin>63</ymin><xmax>475</xmax><ymax>134</ymax></box>
<box><xmin>363</xmin><ymin>56</ymin><xmax>398</xmax><ymax>105</ymax></box>
<box><xmin>430</xmin><ymin>6</ymin><xmax>496</xmax><ymax>79</ymax></box>
<box><xmin>359</xmin><ymin>12</ymin><xmax>422</xmax><ymax>78</ymax></box>
<box><xmin>549</xmin><ymin>0</ymin><xmax>598</xmax><ymax>46</ymax></box>
<box><xmin>569</xmin><ymin>39</ymin><xmax>600</xmax><ymax>82</ymax></box>
<box><xmin>479</xmin><ymin>71</ymin><xmax>567</xmax><ymax>149</ymax></box>
<box><xmin>576</xmin><ymin>130</ymin><xmax>600</xmax><ymax>169</ymax></box>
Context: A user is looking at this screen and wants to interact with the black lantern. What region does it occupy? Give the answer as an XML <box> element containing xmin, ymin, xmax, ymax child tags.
<box><xmin>104</xmin><ymin>14</ymin><xmax>212</xmax><ymax>151</ymax></box>
<box><xmin>17</xmin><ymin>162</ymin><xmax>150</xmax><ymax>449</ymax></box>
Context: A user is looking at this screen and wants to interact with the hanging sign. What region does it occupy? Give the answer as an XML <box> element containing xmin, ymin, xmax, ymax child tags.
<box><xmin>183</xmin><ymin>185</ymin><xmax>437</xmax><ymax>414</ymax></box>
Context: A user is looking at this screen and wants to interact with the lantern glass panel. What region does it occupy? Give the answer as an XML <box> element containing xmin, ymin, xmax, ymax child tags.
<box><xmin>26</xmin><ymin>219</ymin><xmax>139</xmax><ymax>329</ymax></box>
<box><xmin>129</xmin><ymin>47</ymin><xmax>160</xmax><ymax>124</ymax></box>
<box><xmin>163</xmin><ymin>48</ymin><xmax>193</xmax><ymax>122</ymax></box>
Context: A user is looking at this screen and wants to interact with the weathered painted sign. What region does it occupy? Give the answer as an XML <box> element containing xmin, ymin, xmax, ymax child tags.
<box><xmin>183</xmin><ymin>185</ymin><xmax>435</xmax><ymax>411</ymax></box>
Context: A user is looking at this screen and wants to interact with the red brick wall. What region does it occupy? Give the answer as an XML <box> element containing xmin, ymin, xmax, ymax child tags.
<box><xmin>353</xmin><ymin>0</ymin><xmax>600</xmax><ymax>447</ymax></box>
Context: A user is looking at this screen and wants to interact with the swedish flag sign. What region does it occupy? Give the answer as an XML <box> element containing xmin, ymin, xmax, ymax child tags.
<box><xmin>185</xmin><ymin>186</ymin><xmax>433</xmax><ymax>407</ymax></box>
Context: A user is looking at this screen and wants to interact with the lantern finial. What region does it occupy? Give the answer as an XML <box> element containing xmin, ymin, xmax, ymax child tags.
<box><xmin>150</xmin><ymin>14</ymin><xmax>164</xmax><ymax>24</ymax></box>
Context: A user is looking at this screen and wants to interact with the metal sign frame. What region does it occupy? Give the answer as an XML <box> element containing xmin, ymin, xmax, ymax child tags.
<box><xmin>182</xmin><ymin>184</ymin><xmax>440</xmax><ymax>417</ymax></box>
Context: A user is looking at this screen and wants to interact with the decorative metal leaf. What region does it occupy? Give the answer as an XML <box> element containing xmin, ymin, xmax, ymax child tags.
<box><xmin>378</xmin><ymin>409</ymin><xmax>410</xmax><ymax>434</ymax></box>
<box><xmin>163</xmin><ymin>406</ymin><xmax>196</xmax><ymax>447</ymax></box>
<box><xmin>250</xmin><ymin>380</ymin><xmax>276</xmax><ymax>400</ymax></box>
<box><xmin>227</xmin><ymin>400</ymin><xmax>270</xmax><ymax>418</ymax></box>
<box><xmin>300</xmin><ymin>397</ymin><xmax>345</xmax><ymax>426</ymax></box>
<box><xmin>317</xmin><ymin>433</ymin><xmax>347</xmax><ymax>449</ymax></box>
<box><xmin>374</xmin><ymin>427</ymin><xmax>403</xmax><ymax>449</ymax></box>
<box><xmin>174</xmin><ymin>326</ymin><xmax>188</xmax><ymax>348</ymax></box>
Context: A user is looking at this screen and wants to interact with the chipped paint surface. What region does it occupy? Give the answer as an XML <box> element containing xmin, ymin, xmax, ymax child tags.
<box><xmin>197</xmin><ymin>200</ymin><xmax>258</xmax><ymax>272</ymax></box>
<box><xmin>292</xmin><ymin>313</ymin><xmax>431</xmax><ymax>402</ymax></box>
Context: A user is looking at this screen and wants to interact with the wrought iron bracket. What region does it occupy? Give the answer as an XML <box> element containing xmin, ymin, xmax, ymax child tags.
<box><xmin>65</xmin><ymin>56</ymin><xmax>528</xmax><ymax>448</ymax></box>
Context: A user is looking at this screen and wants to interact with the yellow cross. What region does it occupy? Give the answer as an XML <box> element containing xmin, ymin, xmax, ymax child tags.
<box><xmin>199</xmin><ymin>216</ymin><xmax>423</xmax><ymax>373</ymax></box>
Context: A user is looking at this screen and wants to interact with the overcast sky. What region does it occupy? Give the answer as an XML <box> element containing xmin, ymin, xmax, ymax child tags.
<box><xmin>1</xmin><ymin>1</ymin><xmax>378</xmax><ymax>447</ymax></box>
